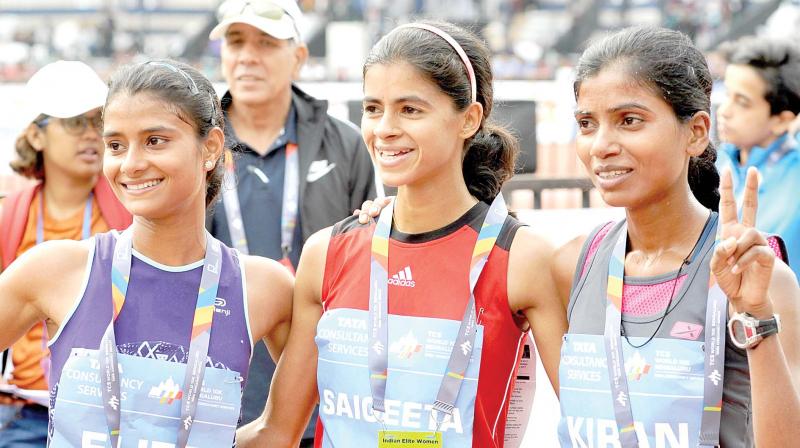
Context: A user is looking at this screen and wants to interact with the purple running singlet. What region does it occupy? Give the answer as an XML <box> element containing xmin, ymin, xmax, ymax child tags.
<box><xmin>47</xmin><ymin>231</ymin><xmax>252</xmax><ymax>447</ymax></box>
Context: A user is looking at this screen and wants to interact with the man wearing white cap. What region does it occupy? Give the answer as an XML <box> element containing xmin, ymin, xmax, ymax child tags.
<box><xmin>0</xmin><ymin>61</ymin><xmax>131</xmax><ymax>446</ymax></box>
<box><xmin>207</xmin><ymin>1</ymin><xmax>378</xmax><ymax>445</ymax></box>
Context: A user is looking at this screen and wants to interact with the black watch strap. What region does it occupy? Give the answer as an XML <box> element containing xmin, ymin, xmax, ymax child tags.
<box><xmin>756</xmin><ymin>316</ymin><xmax>781</xmax><ymax>339</ymax></box>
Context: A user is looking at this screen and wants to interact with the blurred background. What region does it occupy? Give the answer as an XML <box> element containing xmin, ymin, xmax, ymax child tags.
<box><xmin>2</xmin><ymin>0</ymin><xmax>799</xmax><ymax>208</ymax></box>
<box><xmin>2</xmin><ymin>2</ymin><xmax>798</xmax><ymax>445</ymax></box>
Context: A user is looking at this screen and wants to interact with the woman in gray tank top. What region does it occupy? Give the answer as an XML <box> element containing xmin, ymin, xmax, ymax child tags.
<box><xmin>551</xmin><ymin>27</ymin><xmax>800</xmax><ymax>447</ymax></box>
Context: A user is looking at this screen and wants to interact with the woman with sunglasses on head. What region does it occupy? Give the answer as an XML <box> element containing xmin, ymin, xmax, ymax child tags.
<box><xmin>0</xmin><ymin>59</ymin><xmax>294</xmax><ymax>447</ymax></box>
<box><xmin>0</xmin><ymin>61</ymin><xmax>131</xmax><ymax>447</ymax></box>
<box><xmin>551</xmin><ymin>27</ymin><xmax>800</xmax><ymax>447</ymax></box>
<box><xmin>237</xmin><ymin>20</ymin><xmax>566</xmax><ymax>448</ymax></box>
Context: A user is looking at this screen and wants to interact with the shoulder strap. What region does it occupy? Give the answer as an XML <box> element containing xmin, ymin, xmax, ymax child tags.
<box><xmin>0</xmin><ymin>184</ymin><xmax>40</xmax><ymax>270</ymax></box>
<box><xmin>575</xmin><ymin>221</ymin><xmax>615</xmax><ymax>284</ymax></box>
<box><xmin>566</xmin><ymin>220</ymin><xmax>620</xmax><ymax>321</ymax></box>
<box><xmin>766</xmin><ymin>234</ymin><xmax>790</xmax><ymax>265</ymax></box>
<box><xmin>93</xmin><ymin>176</ymin><xmax>132</xmax><ymax>231</ymax></box>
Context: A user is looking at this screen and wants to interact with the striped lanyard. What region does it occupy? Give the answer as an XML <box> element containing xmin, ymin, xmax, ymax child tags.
<box><xmin>604</xmin><ymin>220</ymin><xmax>726</xmax><ymax>447</ymax></box>
<box><xmin>36</xmin><ymin>190</ymin><xmax>93</xmax><ymax>245</ymax></box>
<box><xmin>368</xmin><ymin>195</ymin><xmax>508</xmax><ymax>423</ymax></box>
<box><xmin>221</xmin><ymin>143</ymin><xmax>299</xmax><ymax>272</ymax></box>
<box><xmin>100</xmin><ymin>230</ymin><xmax>222</xmax><ymax>448</ymax></box>
<box><xmin>36</xmin><ymin>190</ymin><xmax>93</xmax><ymax>386</ymax></box>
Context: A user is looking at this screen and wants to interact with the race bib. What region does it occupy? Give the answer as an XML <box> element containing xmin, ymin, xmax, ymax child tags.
<box><xmin>558</xmin><ymin>334</ymin><xmax>705</xmax><ymax>448</ymax></box>
<box><xmin>316</xmin><ymin>308</ymin><xmax>483</xmax><ymax>447</ymax></box>
<box><xmin>50</xmin><ymin>348</ymin><xmax>242</xmax><ymax>448</ymax></box>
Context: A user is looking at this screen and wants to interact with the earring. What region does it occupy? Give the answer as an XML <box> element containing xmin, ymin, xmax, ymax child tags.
<box><xmin>204</xmin><ymin>160</ymin><xmax>214</xmax><ymax>170</ymax></box>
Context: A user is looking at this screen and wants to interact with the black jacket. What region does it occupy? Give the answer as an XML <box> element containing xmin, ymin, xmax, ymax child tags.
<box><xmin>288</xmin><ymin>84</ymin><xmax>377</xmax><ymax>241</ymax></box>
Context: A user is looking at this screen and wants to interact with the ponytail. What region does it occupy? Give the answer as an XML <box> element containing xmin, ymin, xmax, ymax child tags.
<box><xmin>687</xmin><ymin>142</ymin><xmax>720</xmax><ymax>211</ymax></box>
<box><xmin>462</xmin><ymin>122</ymin><xmax>519</xmax><ymax>203</ymax></box>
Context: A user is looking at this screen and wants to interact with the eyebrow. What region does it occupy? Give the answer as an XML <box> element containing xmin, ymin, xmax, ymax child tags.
<box><xmin>609</xmin><ymin>103</ymin><xmax>653</xmax><ymax>113</ymax></box>
<box><xmin>574</xmin><ymin>102</ymin><xmax>654</xmax><ymax>116</ymax></box>
<box><xmin>103</xmin><ymin>126</ymin><xmax>175</xmax><ymax>138</ymax></box>
<box><xmin>362</xmin><ymin>95</ymin><xmax>433</xmax><ymax>108</ymax></box>
<box><xmin>733</xmin><ymin>92</ymin><xmax>751</xmax><ymax>103</ymax></box>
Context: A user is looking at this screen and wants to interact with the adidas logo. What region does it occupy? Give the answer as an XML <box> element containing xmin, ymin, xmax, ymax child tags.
<box><xmin>388</xmin><ymin>266</ymin><xmax>415</xmax><ymax>287</ymax></box>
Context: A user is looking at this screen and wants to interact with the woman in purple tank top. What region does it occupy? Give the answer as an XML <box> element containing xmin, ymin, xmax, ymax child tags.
<box><xmin>0</xmin><ymin>60</ymin><xmax>293</xmax><ymax>447</ymax></box>
<box><xmin>549</xmin><ymin>27</ymin><xmax>800</xmax><ymax>447</ymax></box>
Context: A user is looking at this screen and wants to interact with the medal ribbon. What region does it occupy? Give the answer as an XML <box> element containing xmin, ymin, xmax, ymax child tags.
<box><xmin>222</xmin><ymin>143</ymin><xmax>299</xmax><ymax>272</ymax></box>
<box><xmin>368</xmin><ymin>195</ymin><xmax>507</xmax><ymax>424</ymax></box>
<box><xmin>36</xmin><ymin>190</ymin><xmax>93</xmax><ymax>245</ymax></box>
<box><xmin>604</xmin><ymin>219</ymin><xmax>726</xmax><ymax>447</ymax></box>
<box><xmin>100</xmin><ymin>230</ymin><xmax>221</xmax><ymax>448</ymax></box>
<box><xmin>37</xmin><ymin>191</ymin><xmax>94</xmax><ymax>386</ymax></box>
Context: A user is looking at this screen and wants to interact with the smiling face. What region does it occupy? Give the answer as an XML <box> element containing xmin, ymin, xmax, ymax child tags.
<box><xmin>220</xmin><ymin>23</ymin><xmax>305</xmax><ymax>107</ymax></box>
<box><xmin>102</xmin><ymin>93</ymin><xmax>212</xmax><ymax>220</ymax></box>
<box><xmin>31</xmin><ymin>108</ymin><xmax>104</xmax><ymax>181</ymax></box>
<box><xmin>361</xmin><ymin>61</ymin><xmax>476</xmax><ymax>189</ymax></box>
<box><xmin>575</xmin><ymin>66</ymin><xmax>704</xmax><ymax>209</ymax></box>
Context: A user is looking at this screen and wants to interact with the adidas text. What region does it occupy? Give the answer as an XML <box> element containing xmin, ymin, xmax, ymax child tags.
<box><xmin>388</xmin><ymin>278</ymin><xmax>416</xmax><ymax>287</ymax></box>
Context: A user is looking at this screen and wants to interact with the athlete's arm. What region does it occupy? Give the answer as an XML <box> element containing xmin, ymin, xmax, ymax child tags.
<box><xmin>711</xmin><ymin>168</ymin><xmax>800</xmax><ymax>445</ymax></box>
<box><xmin>0</xmin><ymin>239</ymin><xmax>90</xmax><ymax>350</ymax></box>
<box><xmin>243</xmin><ymin>255</ymin><xmax>295</xmax><ymax>361</ymax></box>
<box><xmin>507</xmin><ymin>227</ymin><xmax>568</xmax><ymax>394</ymax></box>
<box><xmin>236</xmin><ymin>227</ymin><xmax>330</xmax><ymax>447</ymax></box>
<box><xmin>551</xmin><ymin>235</ymin><xmax>587</xmax><ymax>309</ymax></box>
<box><xmin>747</xmin><ymin>262</ymin><xmax>800</xmax><ymax>445</ymax></box>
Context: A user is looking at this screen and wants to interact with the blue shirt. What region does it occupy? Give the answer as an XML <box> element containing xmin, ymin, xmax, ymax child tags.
<box><xmin>716</xmin><ymin>133</ymin><xmax>800</xmax><ymax>279</ymax></box>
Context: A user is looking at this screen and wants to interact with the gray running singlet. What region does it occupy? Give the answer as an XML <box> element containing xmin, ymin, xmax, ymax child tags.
<box><xmin>560</xmin><ymin>215</ymin><xmax>754</xmax><ymax>448</ymax></box>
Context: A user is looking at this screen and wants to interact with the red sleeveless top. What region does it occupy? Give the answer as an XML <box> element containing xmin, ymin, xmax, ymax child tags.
<box><xmin>316</xmin><ymin>202</ymin><xmax>527</xmax><ymax>447</ymax></box>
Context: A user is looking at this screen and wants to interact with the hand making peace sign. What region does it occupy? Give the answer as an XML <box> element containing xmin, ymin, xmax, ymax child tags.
<box><xmin>711</xmin><ymin>167</ymin><xmax>776</xmax><ymax>318</ymax></box>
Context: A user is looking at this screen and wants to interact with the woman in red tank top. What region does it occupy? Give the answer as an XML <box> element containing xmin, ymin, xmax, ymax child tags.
<box><xmin>237</xmin><ymin>20</ymin><xmax>567</xmax><ymax>448</ymax></box>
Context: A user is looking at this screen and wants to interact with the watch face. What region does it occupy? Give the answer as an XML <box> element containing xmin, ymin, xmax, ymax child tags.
<box><xmin>729</xmin><ymin>317</ymin><xmax>754</xmax><ymax>347</ymax></box>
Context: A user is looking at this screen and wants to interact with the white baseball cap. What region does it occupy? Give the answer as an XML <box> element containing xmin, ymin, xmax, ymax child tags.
<box><xmin>209</xmin><ymin>0</ymin><xmax>303</xmax><ymax>41</ymax></box>
<box><xmin>21</xmin><ymin>60</ymin><xmax>108</xmax><ymax>128</ymax></box>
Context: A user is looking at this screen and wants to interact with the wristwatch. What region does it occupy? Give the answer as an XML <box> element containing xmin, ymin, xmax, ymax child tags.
<box><xmin>728</xmin><ymin>312</ymin><xmax>781</xmax><ymax>349</ymax></box>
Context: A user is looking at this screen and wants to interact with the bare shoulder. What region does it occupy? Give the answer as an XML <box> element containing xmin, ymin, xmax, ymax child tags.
<box><xmin>508</xmin><ymin>226</ymin><xmax>556</xmax><ymax>268</ymax></box>
<box><xmin>9</xmin><ymin>238</ymin><xmax>92</xmax><ymax>283</ymax></box>
<box><xmin>240</xmin><ymin>227</ymin><xmax>333</xmax><ymax>302</ymax></box>
<box><xmin>240</xmin><ymin>227</ymin><xmax>334</xmax><ymax>341</ymax></box>
<box><xmin>507</xmin><ymin>227</ymin><xmax>556</xmax><ymax>311</ymax></box>
<box><xmin>2</xmin><ymin>238</ymin><xmax>93</xmax><ymax>319</ymax></box>
<box><xmin>242</xmin><ymin>255</ymin><xmax>294</xmax><ymax>310</ymax></box>
<box><xmin>552</xmin><ymin>235</ymin><xmax>587</xmax><ymax>281</ymax></box>
<box><xmin>302</xmin><ymin>226</ymin><xmax>334</xmax><ymax>262</ymax></box>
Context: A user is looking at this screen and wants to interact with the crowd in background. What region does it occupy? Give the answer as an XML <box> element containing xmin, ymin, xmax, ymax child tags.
<box><xmin>0</xmin><ymin>0</ymin><xmax>799</xmax><ymax>447</ymax></box>
<box><xmin>1</xmin><ymin>0</ymin><xmax>800</xmax><ymax>83</ymax></box>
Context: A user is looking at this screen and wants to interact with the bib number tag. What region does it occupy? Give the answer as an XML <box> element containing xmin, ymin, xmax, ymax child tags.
<box><xmin>378</xmin><ymin>430</ymin><xmax>443</xmax><ymax>447</ymax></box>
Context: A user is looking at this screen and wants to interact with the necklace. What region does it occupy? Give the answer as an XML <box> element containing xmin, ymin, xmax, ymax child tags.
<box><xmin>620</xmin><ymin>211</ymin><xmax>712</xmax><ymax>348</ymax></box>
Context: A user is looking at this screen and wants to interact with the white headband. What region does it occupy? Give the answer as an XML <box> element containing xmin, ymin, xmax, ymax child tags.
<box><xmin>395</xmin><ymin>23</ymin><xmax>477</xmax><ymax>103</ymax></box>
